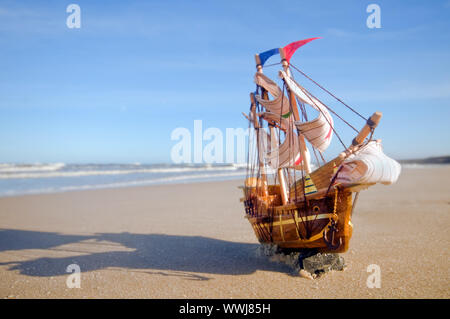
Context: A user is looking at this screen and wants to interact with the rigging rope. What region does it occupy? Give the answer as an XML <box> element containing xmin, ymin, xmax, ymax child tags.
<box><xmin>289</xmin><ymin>73</ymin><xmax>325</xmax><ymax>167</ymax></box>
<box><xmin>263</xmin><ymin>62</ymin><xmax>282</xmax><ymax>68</ymax></box>
<box><xmin>289</xmin><ymin>68</ymin><xmax>360</xmax><ymax>133</ymax></box>
<box><xmin>289</xmin><ymin>63</ymin><xmax>368</xmax><ymax>122</ymax></box>
<box><xmin>290</xmin><ymin>71</ymin><xmax>348</xmax><ymax>149</ymax></box>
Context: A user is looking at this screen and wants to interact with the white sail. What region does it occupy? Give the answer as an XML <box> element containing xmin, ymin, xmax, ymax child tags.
<box><xmin>335</xmin><ymin>140</ymin><xmax>401</xmax><ymax>186</ymax></box>
<box><xmin>257</xmin><ymin>128</ymin><xmax>271</xmax><ymax>165</ymax></box>
<box><xmin>280</xmin><ymin>71</ymin><xmax>334</xmax><ymax>152</ymax></box>
<box><xmin>254</xmin><ymin>73</ymin><xmax>291</xmax><ymax>116</ymax></box>
<box><xmin>261</xmin><ymin>123</ymin><xmax>310</xmax><ymax>170</ymax></box>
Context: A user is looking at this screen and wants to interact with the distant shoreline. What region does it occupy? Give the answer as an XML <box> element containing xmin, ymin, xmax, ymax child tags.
<box><xmin>397</xmin><ymin>156</ymin><xmax>450</xmax><ymax>165</ymax></box>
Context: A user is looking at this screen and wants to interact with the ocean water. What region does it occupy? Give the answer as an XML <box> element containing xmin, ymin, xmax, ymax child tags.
<box><xmin>0</xmin><ymin>162</ymin><xmax>444</xmax><ymax>197</ymax></box>
<box><xmin>0</xmin><ymin>163</ymin><xmax>247</xmax><ymax>197</ymax></box>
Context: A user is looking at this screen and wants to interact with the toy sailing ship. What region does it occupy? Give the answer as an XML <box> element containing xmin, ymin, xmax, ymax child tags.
<box><xmin>241</xmin><ymin>38</ymin><xmax>401</xmax><ymax>253</ymax></box>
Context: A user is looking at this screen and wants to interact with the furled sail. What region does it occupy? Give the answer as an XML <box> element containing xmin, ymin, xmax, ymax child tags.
<box><xmin>254</xmin><ymin>73</ymin><xmax>291</xmax><ymax>117</ymax></box>
<box><xmin>335</xmin><ymin>140</ymin><xmax>401</xmax><ymax>186</ymax></box>
<box><xmin>258</xmin><ymin>112</ymin><xmax>288</xmax><ymax>131</ymax></box>
<box><xmin>280</xmin><ymin>71</ymin><xmax>334</xmax><ymax>152</ymax></box>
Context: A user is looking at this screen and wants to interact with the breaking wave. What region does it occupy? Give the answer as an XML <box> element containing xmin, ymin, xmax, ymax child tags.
<box><xmin>0</xmin><ymin>165</ymin><xmax>242</xmax><ymax>179</ymax></box>
<box><xmin>0</xmin><ymin>163</ymin><xmax>66</xmax><ymax>173</ymax></box>
<box><xmin>0</xmin><ymin>163</ymin><xmax>247</xmax><ymax>197</ymax></box>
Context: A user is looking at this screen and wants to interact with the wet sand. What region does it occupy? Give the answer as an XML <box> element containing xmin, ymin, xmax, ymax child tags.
<box><xmin>0</xmin><ymin>167</ymin><xmax>449</xmax><ymax>298</ymax></box>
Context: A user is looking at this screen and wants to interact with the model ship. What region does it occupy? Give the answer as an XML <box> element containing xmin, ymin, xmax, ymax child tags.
<box><xmin>241</xmin><ymin>38</ymin><xmax>401</xmax><ymax>253</ymax></box>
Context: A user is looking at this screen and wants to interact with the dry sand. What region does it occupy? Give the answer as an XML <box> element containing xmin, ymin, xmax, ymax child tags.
<box><xmin>0</xmin><ymin>167</ymin><xmax>449</xmax><ymax>298</ymax></box>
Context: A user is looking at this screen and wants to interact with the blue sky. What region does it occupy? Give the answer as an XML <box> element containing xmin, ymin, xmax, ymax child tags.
<box><xmin>0</xmin><ymin>0</ymin><xmax>449</xmax><ymax>163</ymax></box>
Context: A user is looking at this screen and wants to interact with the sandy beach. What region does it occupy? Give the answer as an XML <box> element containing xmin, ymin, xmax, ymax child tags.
<box><xmin>0</xmin><ymin>166</ymin><xmax>449</xmax><ymax>299</ymax></box>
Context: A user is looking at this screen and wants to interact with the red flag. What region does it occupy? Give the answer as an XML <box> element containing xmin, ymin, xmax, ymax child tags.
<box><xmin>282</xmin><ymin>37</ymin><xmax>321</xmax><ymax>63</ymax></box>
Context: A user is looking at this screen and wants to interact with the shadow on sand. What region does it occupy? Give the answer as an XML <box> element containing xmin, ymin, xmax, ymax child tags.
<box><xmin>0</xmin><ymin>229</ymin><xmax>291</xmax><ymax>280</ymax></box>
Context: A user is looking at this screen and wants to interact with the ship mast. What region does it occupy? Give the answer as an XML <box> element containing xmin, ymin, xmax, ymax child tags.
<box><xmin>279</xmin><ymin>47</ymin><xmax>312</xmax><ymax>175</ymax></box>
<box><xmin>255</xmin><ymin>54</ymin><xmax>289</xmax><ymax>204</ymax></box>
<box><xmin>249</xmin><ymin>87</ymin><xmax>268</xmax><ymax>197</ymax></box>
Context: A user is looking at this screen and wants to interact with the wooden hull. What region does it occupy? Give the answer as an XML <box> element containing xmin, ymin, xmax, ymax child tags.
<box><xmin>242</xmin><ymin>185</ymin><xmax>354</xmax><ymax>253</ymax></box>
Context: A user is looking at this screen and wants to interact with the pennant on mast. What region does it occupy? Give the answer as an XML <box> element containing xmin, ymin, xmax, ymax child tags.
<box><xmin>256</xmin><ymin>37</ymin><xmax>319</xmax><ymax>67</ymax></box>
<box><xmin>257</xmin><ymin>48</ymin><xmax>279</xmax><ymax>66</ymax></box>
<box><xmin>282</xmin><ymin>37</ymin><xmax>321</xmax><ymax>63</ymax></box>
